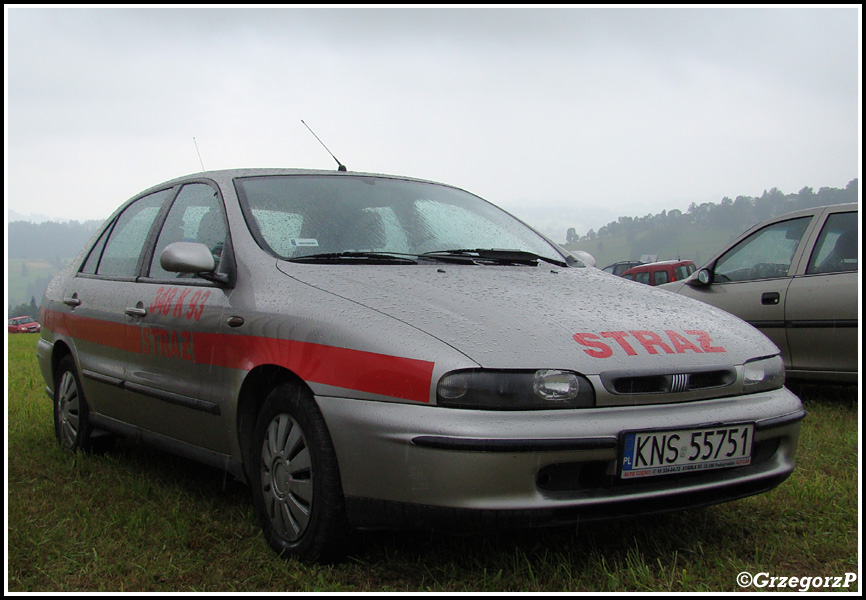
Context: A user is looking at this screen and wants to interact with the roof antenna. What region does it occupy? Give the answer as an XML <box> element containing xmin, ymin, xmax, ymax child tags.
<box><xmin>301</xmin><ymin>120</ymin><xmax>347</xmax><ymax>171</ymax></box>
<box><xmin>193</xmin><ymin>136</ymin><xmax>206</xmax><ymax>172</ymax></box>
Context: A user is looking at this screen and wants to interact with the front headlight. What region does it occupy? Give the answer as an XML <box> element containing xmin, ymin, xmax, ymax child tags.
<box><xmin>743</xmin><ymin>355</ymin><xmax>785</xmax><ymax>392</ymax></box>
<box><xmin>437</xmin><ymin>369</ymin><xmax>595</xmax><ymax>410</ymax></box>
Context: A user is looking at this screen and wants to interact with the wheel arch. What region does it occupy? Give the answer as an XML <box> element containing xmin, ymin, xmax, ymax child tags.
<box><xmin>236</xmin><ymin>364</ymin><xmax>313</xmax><ymax>481</ymax></box>
<box><xmin>50</xmin><ymin>339</ymin><xmax>74</xmax><ymax>384</ymax></box>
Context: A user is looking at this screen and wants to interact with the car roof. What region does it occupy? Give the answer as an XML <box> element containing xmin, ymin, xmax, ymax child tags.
<box><xmin>139</xmin><ymin>168</ymin><xmax>456</xmax><ymax>196</ymax></box>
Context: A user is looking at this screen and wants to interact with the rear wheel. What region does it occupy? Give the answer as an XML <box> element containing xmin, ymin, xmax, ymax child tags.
<box><xmin>53</xmin><ymin>355</ymin><xmax>95</xmax><ymax>452</ymax></box>
<box><xmin>250</xmin><ymin>383</ymin><xmax>349</xmax><ymax>562</ymax></box>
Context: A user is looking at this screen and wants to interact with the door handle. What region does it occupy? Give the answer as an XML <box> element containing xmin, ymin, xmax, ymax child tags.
<box><xmin>63</xmin><ymin>294</ymin><xmax>81</xmax><ymax>307</ymax></box>
<box><xmin>761</xmin><ymin>292</ymin><xmax>780</xmax><ymax>305</ymax></box>
<box><xmin>125</xmin><ymin>303</ymin><xmax>147</xmax><ymax>318</ymax></box>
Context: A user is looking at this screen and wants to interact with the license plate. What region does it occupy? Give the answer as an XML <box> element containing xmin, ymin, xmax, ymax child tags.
<box><xmin>620</xmin><ymin>424</ymin><xmax>753</xmax><ymax>479</ymax></box>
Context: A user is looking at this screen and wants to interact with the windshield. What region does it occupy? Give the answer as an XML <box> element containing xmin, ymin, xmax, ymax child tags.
<box><xmin>234</xmin><ymin>175</ymin><xmax>563</xmax><ymax>263</ymax></box>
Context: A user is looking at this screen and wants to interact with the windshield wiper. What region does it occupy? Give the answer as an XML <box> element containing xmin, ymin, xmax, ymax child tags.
<box><xmin>420</xmin><ymin>248</ymin><xmax>567</xmax><ymax>267</ymax></box>
<box><xmin>287</xmin><ymin>251</ymin><xmax>418</xmax><ymax>265</ymax></box>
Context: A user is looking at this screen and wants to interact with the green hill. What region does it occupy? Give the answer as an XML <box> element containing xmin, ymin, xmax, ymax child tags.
<box><xmin>564</xmin><ymin>180</ymin><xmax>858</xmax><ymax>269</ymax></box>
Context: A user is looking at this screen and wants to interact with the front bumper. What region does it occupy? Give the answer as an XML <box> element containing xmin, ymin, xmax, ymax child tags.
<box><xmin>317</xmin><ymin>387</ymin><xmax>803</xmax><ymax>529</ymax></box>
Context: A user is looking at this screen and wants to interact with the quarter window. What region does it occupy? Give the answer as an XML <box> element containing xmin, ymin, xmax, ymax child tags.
<box><xmin>80</xmin><ymin>225</ymin><xmax>112</xmax><ymax>275</ymax></box>
<box><xmin>94</xmin><ymin>189</ymin><xmax>172</xmax><ymax>278</ymax></box>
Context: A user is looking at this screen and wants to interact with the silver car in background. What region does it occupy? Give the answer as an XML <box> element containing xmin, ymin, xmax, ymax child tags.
<box><xmin>662</xmin><ymin>203</ymin><xmax>858</xmax><ymax>385</ymax></box>
<box><xmin>38</xmin><ymin>169</ymin><xmax>804</xmax><ymax>562</ymax></box>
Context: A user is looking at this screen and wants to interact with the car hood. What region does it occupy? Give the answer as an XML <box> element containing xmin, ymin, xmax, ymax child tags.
<box><xmin>276</xmin><ymin>262</ymin><xmax>778</xmax><ymax>373</ymax></box>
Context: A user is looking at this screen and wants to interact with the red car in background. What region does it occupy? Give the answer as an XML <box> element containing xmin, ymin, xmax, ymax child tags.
<box><xmin>8</xmin><ymin>316</ymin><xmax>41</xmax><ymax>333</ymax></box>
<box><xmin>621</xmin><ymin>259</ymin><xmax>697</xmax><ymax>286</ymax></box>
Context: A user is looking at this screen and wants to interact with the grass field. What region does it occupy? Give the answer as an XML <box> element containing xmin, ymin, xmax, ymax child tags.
<box><xmin>6</xmin><ymin>334</ymin><xmax>860</xmax><ymax>592</ymax></box>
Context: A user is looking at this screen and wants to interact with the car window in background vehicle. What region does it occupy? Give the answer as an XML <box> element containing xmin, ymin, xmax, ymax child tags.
<box><xmin>91</xmin><ymin>189</ymin><xmax>172</xmax><ymax>278</ymax></box>
<box><xmin>634</xmin><ymin>271</ymin><xmax>650</xmax><ymax>285</ymax></box>
<box><xmin>806</xmin><ymin>212</ymin><xmax>858</xmax><ymax>275</ymax></box>
<box><xmin>653</xmin><ymin>270</ymin><xmax>669</xmax><ymax>285</ymax></box>
<box><xmin>148</xmin><ymin>183</ymin><xmax>228</xmax><ymax>280</ymax></box>
<box><xmin>714</xmin><ymin>217</ymin><xmax>811</xmax><ymax>282</ymax></box>
<box><xmin>675</xmin><ymin>264</ymin><xmax>694</xmax><ymax>280</ymax></box>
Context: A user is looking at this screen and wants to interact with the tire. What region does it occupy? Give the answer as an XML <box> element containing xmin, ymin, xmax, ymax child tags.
<box><xmin>53</xmin><ymin>355</ymin><xmax>95</xmax><ymax>452</ymax></box>
<box><xmin>250</xmin><ymin>383</ymin><xmax>349</xmax><ymax>563</ymax></box>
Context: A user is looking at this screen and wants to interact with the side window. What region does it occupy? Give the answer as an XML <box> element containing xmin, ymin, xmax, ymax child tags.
<box><xmin>149</xmin><ymin>183</ymin><xmax>227</xmax><ymax>280</ymax></box>
<box><xmin>653</xmin><ymin>270</ymin><xmax>669</xmax><ymax>286</ymax></box>
<box><xmin>806</xmin><ymin>212</ymin><xmax>858</xmax><ymax>275</ymax></box>
<box><xmin>95</xmin><ymin>189</ymin><xmax>172</xmax><ymax>278</ymax></box>
<box><xmin>634</xmin><ymin>272</ymin><xmax>650</xmax><ymax>285</ymax></box>
<box><xmin>714</xmin><ymin>217</ymin><xmax>811</xmax><ymax>282</ymax></box>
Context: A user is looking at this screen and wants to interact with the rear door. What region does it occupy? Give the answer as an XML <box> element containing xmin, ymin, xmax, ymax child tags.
<box><xmin>784</xmin><ymin>208</ymin><xmax>858</xmax><ymax>380</ymax></box>
<box><xmin>57</xmin><ymin>188</ymin><xmax>173</xmax><ymax>419</ymax></box>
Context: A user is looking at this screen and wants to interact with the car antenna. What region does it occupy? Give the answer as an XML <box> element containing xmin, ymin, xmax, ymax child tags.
<box><xmin>301</xmin><ymin>120</ymin><xmax>347</xmax><ymax>172</ymax></box>
<box><xmin>193</xmin><ymin>136</ymin><xmax>206</xmax><ymax>172</ymax></box>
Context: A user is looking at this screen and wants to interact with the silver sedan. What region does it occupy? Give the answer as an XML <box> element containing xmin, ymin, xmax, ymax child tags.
<box><xmin>38</xmin><ymin>169</ymin><xmax>804</xmax><ymax>562</ymax></box>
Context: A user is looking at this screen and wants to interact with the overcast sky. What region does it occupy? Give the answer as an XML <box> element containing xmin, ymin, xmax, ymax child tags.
<box><xmin>5</xmin><ymin>6</ymin><xmax>861</xmax><ymax>241</ymax></box>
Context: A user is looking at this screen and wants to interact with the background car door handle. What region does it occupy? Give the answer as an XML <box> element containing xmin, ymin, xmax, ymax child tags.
<box><xmin>762</xmin><ymin>292</ymin><xmax>780</xmax><ymax>305</ymax></box>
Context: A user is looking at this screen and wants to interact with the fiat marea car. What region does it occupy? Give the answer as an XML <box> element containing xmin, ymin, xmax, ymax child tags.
<box><xmin>38</xmin><ymin>168</ymin><xmax>804</xmax><ymax>562</ymax></box>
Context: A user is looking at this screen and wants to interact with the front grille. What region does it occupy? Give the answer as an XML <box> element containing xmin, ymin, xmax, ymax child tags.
<box><xmin>606</xmin><ymin>368</ymin><xmax>736</xmax><ymax>396</ymax></box>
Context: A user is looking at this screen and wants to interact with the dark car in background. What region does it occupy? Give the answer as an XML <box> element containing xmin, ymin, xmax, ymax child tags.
<box><xmin>662</xmin><ymin>203</ymin><xmax>858</xmax><ymax>384</ymax></box>
<box><xmin>8</xmin><ymin>316</ymin><xmax>41</xmax><ymax>333</ymax></box>
<box><xmin>601</xmin><ymin>260</ymin><xmax>644</xmax><ymax>276</ymax></box>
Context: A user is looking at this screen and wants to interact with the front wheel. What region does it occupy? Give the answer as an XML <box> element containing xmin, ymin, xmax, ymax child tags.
<box><xmin>250</xmin><ymin>383</ymin><xmax>349</xmax><ymax>563</ymax></box>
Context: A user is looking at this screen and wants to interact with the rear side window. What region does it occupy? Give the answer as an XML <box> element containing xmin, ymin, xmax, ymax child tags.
<box><xmin>806</xmin><ymin>212</ymin><xmax>858</xmax><ymax>275</ymax></box>
<box><xmin>86</xmin><ymin>189</ymin><xmax>172</xmax><ymax>278</ymax></box>
<box><xmin>652</xmin><ymin>270</ymin><xmax>669</xmax><ymax>285</ymax></box>
<box><xmin>634</xmin><ymin>272</ymin><xmax>651</xmax><ymax>285</ymax></box>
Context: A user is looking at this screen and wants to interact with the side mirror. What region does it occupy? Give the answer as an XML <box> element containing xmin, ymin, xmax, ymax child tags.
<box><xmin>160</xmin><ymin>242</ymin><xmax>216</xmax><ymax>273</ymax></box>
<box><xmin>688</xmin><ymin>267</ymin><xmax>713</xmax><ymax>287</ymax></box>
<box><xmin>567</xmin><ymin>250</ymin><xmax>596</xmax><ymax>268</ymax></box>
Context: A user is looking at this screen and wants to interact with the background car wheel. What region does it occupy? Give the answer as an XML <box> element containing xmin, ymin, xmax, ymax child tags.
<box><xmin>250</xmin><ymin>383</ymin><xmax>349</xmax><ymax>563</ymax></box>
<box><xmin>53</xmin><ymin>355</ymin><xmax>96</xmax><ymax>452</ymax></box>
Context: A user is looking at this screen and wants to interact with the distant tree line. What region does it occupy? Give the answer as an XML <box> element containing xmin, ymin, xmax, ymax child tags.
<box><xmin>567</xmin><ymin>179</ymin><xmax>858</xmax><ymax>243</ymax></box>
<box><xmin>8</xmin><ymin>219</ymin><xmax>103</xmax><ymax>260</ymax></box>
